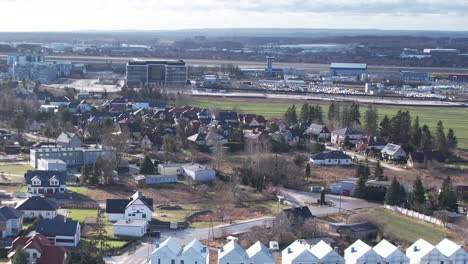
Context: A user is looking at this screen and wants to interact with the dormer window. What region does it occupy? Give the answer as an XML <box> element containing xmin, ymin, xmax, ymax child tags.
<box><xmin>32</xmin><ymin>180</ymin><xmax>41</xmax><ymax>186</ymax></box>
<box><xmin>50</xmin><ymin>180</ymin><xmax>59</xmax><ymax>186</ymax></box>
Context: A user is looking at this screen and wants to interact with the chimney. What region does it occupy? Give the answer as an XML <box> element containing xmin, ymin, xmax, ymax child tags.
<box><xmin>351</xmin><ymin>247</ymin><xmax>356</xmax><ymax>253</ymax></box>
<box><xmin>414</xmin><ymin>246</ymin><xmax>419</xmax><ymax>252</ymax></box>
<box><xmin>334</xmin><ymin>247</ymin><xmax>339</xmax><ymax>252</ymax></box>
<box><xmin>220</xmin><ymin>246</ymin><xmax>224</xmax><ymax>252</ymax></box>
<box><xmin>287</xmin><ymin>248</ymin><xmax>292</xmax><ymax>254</ymax></box>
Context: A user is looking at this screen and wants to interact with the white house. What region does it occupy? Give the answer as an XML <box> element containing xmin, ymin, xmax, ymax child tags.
<box><xmin>24</xmin><ymin>170</ymin><xmax>67</xmax><ymax>195</ymax></box>
<box><xmin>28</xmin><ymin>120</ymin><xmax>42</xmax><ymax>131</ymax></box>
<box><xmin>15</xmin><ymin>196</ymin><xmax>59</xmax><ymax>219</ymax></box>
<box><xmin>36</xmin><ymin>215</ymin><xmax>81</xmax><ymax>247</ymax></box>
<box><xmin>246</xmin><ymin>241</ymin><xmax>275</xmax><ymax>264</ymax></box>
<box><xmin>381</xmin><ymin>143</ymin><xmax>407</xmax><ymax>160</ymax></box>
<box><xmin>310</xmin><ymin>240</ymin><xmax>345</xmax><ymax>264</ymax></box>
<box><xmin>219</xmin><ymin>240</ymin><xmax>249</xmax><ymax>264</ymax></box>
<box><xmin>0</xmin><ymin>207</ymin><xmax>23</xmax><ymax>239</ymax></box>
<box><xmin>106</xmin><ymin>192</ymin><xmax>153</xmax><ymax>222</ymax></box>
<box><xmin>158</xmin><ymin>163</ymin><xmax>184</xmax><ymax>175</ymax></box>
<box><xmin>331</xmin><ymin>127</ymin><xmax>363</xmax><ymax>145</ymax></box>
<box><xmin>406</xmin><ymin>239</ymin><xmax>446</xmax><ymax>264</ymax></box>
<box><xmin>56</xmin><ymin>132</ymin><xmax>82</xmax><ymax>148</ymax></box>
<box><xmin>150</xmin><ymin>237</ymin><xmax>209</xmax><ymax>264</ymax></box>
<box><xmin>282</xmin><ymin>240</ymin><xmax>319</xmax><ymax>264</ymax></box>
<box><xmin>435</xmin><ymin>238</ymin><xmax>468</xmax><ymax>264</ymax></box>
<box><xmin>37</xmin><ymin>158</ymin><xmax>67</xmax><ymax>171</ymax></box>
<box><xmin>182</xmin><ymin>163</ymin><xmax>216</xmax><ymax>182</ymax></box>
<box><xmin>310</xmin><ymin>151</ymin><xmax>352</xmax><ymax>165</ymax></box>
<box><xmin>9</xmin><ymin>233</ymin><xmax>67</xmax><ymax>264</ymax></box>
<box><xmin>344</xmin><ymin>239</ymin><xmax>383</xmax><ymax>264</ymax></box>
<box><xmin>373</xmin><ymin>239</ymin><xmax>409</xmax><ymax>264</ymax></box>
<box><xmin>113</xmin><ymin>219</ymin><xmax>148</xmax><ymax>237</ymax></box>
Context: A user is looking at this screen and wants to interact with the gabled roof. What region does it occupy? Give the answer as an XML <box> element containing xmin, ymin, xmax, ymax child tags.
<box><xmin>435</xmin><ymin>238</ymin><xmax>465</xmax><ymax>258</ymax></box>
<box><xmin>182</xmin><ymin>239</ymin><xmax>209</xmax><ymax>258</ymax></box>
<box><xmin>373</xmin><ymin>239</ymin><xmax>398</xmax><ymax>258</ymax></box>
<box><xmin>106</xmin><ymin>192</ymin><xmax>153</xmax><ymax>214</ymax></box>
<box><xmin>36</xmin><ymin>215</ymin><xmax>79</xmax><ymax>237</ymax></box>
<box><xmin>381</xmin><ymin>143</ymin><xmax>404</xmax><ymax>155</ymax></box>
<box><xmin>219</xmin><ymin>240</ymin><xmax>247</xmax><ymax>260</ymax></box>
<box><xmin>158</xmin><ymin>237</ymin><xmax>182</xmax><ymax>256</ymax></box>
<box><xmin>16</xmin><ymin>196</ymin><xmax>59</xmax><ymax>211</ymax></box>
<box><xmin>305</xmin><ymin>124</ymin><xmax>329</xmax><ymax>135</ymax></box>
<box><xmin>25</xmin><ymin>170</ymin><xmax>67</xmax><ymax>187</ymax></box>
<box><xmin>409</xmin><ymin>151</ymin><xmax>445</xmax><ymax>164</ymax></box>
<box><xmin>406</xmin><ymin>239</ymin><xmax>436</xmax><ymax>259</ymax></box>
<box><xmin>311</xmin><ymin>151</ymin><xmax>351</xmax><ymax>160</ymax></box>
<box><xmin>331</xmin><ymin>127</ymin><xmax>363</xmax><ymax>136</ymax></box>
<box><xmin>246</xmin><ymin>241</ymin><xmax>273</xmax><ymax>259</ymax></box>
<box><xmin>310</xmin><ymin>240</ymin><xmax>335</xmax><ymax>259</ymax></box>
<box><xmin>10</xmin><ymin>233</ymin><xmax>67</xmax><ymax>264</ymax></box>
<box><xmin>56</xmin><ymin>132</ymin><xmax>80</xmax><ymax>144</ymax></box>
<box><xmin>0</xmin><ymin>206</ymin><xmax>23</xmax><ymax>221</ymax></box>
<box><xmin>282</xmin><ymin>206</ymin><xmax>314</xmax><ymax>219</ymax></box>
<box><xmin>345</xmin><ymin>239</ymin><xmax>372</xmax><ymax>260</ymax></box>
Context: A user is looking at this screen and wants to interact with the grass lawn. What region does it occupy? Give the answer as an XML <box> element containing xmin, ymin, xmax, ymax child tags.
<box><xmin>368</xmin><ymin>207</ymin><xmax>448</xmax><ymax>244</ymax></box>
<box><xmin>154</xmin><ymin>205</ymin><xmax>202</xmax><ymax>222</ymax></box>
<box><xmin>67</xmin><ymin>186</ymin><xmax>94</xmax><ymax>201</ymax></box>
<box><xmin>0</xmin><ymin>164</ymin><xmax>35</xmax><ymax>175</ymax></box>
<box><xmin>18</xmin><ymin>185</ymin><xmax>28</xmax><ymax>193</ymax></box>
<box><xmin>192</xmin><ymin>99</ymin><xmax>468</xmax><ymax>149</ymax></box>
<box><xmin>66</xmin><ymin>209</ymin><xmax>98</xmax><ymax>223</ymax></box>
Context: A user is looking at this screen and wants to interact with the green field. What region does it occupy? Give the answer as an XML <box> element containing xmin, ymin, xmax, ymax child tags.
<box><xmin>369</xmin><ymin>208</ymin><xmax>448</xmax><ymax>244</ymax></box>
<box><xmin>192</xmin><ymin>99</ymin><xmax>468</xmax><ymax>149</ymax></box>
<box><xmin>67</xmin><ymin>209</ymin><xmax>98</xmax><ymax>223</ymax></box>
<box><xmin>0</xmin><ymin>164</ymin><xmax>35</xmax><ymax>175</ymax></box>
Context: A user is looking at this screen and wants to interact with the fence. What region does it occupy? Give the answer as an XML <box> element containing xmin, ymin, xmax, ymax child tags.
<box><xmin>58</xmin><ymin>202</ymin><xmax>100</xmax><ymax>209</ymax></box>
<box><xmin>384</xmin><ymin>205</ymin><xmax>445</xmax><ymax>226</ymax></box>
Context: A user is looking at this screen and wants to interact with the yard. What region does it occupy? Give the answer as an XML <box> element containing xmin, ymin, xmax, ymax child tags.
<box><xmin>366</xmin><ymin>207</ymin><xmax>449</xmax><ymax>244</ymax></box>
<box><xmin>191</xmin><ymin>98</ymin><xmax>468</xmax><ymax>149</ymax></box>
<box><xmin>0</xmin><ymin>164</ymin><xmax>35</xmax><ymax>175</ymax></box>
<box><xmin>65</xmin><ymin>208</ymin><xmax>99</xmax><ymax>223</ymax></box>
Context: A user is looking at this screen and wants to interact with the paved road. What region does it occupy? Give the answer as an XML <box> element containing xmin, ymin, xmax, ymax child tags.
<box><xmin>103</xmin><ymin>217</ymin><xmax>274</xmax><ymax>264</ymax></box>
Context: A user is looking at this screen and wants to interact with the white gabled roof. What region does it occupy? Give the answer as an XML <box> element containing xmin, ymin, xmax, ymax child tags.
<box><xmin>183</xmin><ymin>239</ymin><xmax>209</xmax><ymax>258</ymax></box>
<box><xmin>246</xmin><ymin>241</ymin><xmax>273</xmax><ymax>258</ymax></box>
<box><xmin>219</xmin><ymin>240</ymin><xmax>247</xmax><ymax>260</ymax></box>
<box><xmin>381</xmin><ymin>143</ymin><xmax>403</xmax><ymax>155</ymax></box>
<box><xmin>435</xmin><ymin>238</ymin><xmax>464</xmax><ymax>258</ymax></box>
<box><xmin>373</xmin><ymin>239</ymin><xmax>398</xmax><ymax>258</ymax></box>
<box><xmin>310</xmin><ymin>240</ymin><xmax>333</xmax><ymax>259</ymax></box>
<box><xmin>406</xmin><ymin>239</ymin><xmax>434</xmax><ymax>259</ymax></box>
<box><xmin>345</xmin><ymin>239</ymin><xmax>371</xmax><ymax>261</ymax></box>
<box><xmin>282</xmin><ymin>240</ymin><xmax>319</xmax><ymax>262</ymax></box>
<box><xmin>157</xmin><ymin>237</ymin><xmax>182</xmax><ymax>256</ymax></box>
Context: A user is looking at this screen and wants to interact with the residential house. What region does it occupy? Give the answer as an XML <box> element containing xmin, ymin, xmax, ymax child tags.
<box><xmin>243</xmin><ymin>129</ymin><xmax>268</xmax><ymax>142</ymax></box>
<box><xmin>119</xmin><ymin>122</ymin><xmax>142</xmax><ymax>140</ymax></box>
<box><xmin>0</xmin><ymin>206</ymin><xmax>23</xmax><ymax>238</ymax></box>
<box><xmin>381</xmin><ymin>143</ymin><xmax>407</xmax><ymax>161</ymax></box>
<box><xmin>187</xmin><ymin>131</ymin><xmax>228</xmax><ymax>146</ymax></box>
<box><xmin>106</xmin><ymin>191</ymin><xmax>153</xmax><ymax>222</ymax></box>
<box><xmin>140</xmin><ymin>135</ymin><xmax>154</xmax><ymax>150</ymax></box>
<box><xmin>304</xmin><ymin>124</ymin><xmax>331</xmax><ymax>140</ymax></box>
<box><xmin>143</xmin><ymin>175</ymin><xmax>178</xmax><ymax>184</ymax></box>
<box><xmin>435</xmin><ymin>238</ymin><xmax>468</xmax><ymax>263</ymax></box>
<box><xmin>8</xmin><ymin>233</ymin><xmax>67</xmax><ymax>264</ymax></box>
<box><xmin>344</xmin><ymin>239</ymin><xmax>383</xmax><ymax>264</ymax></box>
<box><xmin>24</xmin><ymin>170</ymin><xmax>67</xmax><ymax>195</ymax></box>
<box><xmin>407</xmin><ymin>151</ymin><xmax>445</xmax><ymax>168</ymax></box>
<box><xmin>355</xmin><ymin>136</ymin><xmax>387</xmax><ymax>154</ymax></box>
<box><xmin>37</xmin><ymin>158</ymin><xmax>67</xmax><ymax>171</ymax></box>
<box><xmin>330</xmin><ymin>222</ymin><xmax>377</xmax><ymax>240</ymax></box>
<box><xmin>16</xmin><ymin>196</ymin><xmax>59</xmax><ymax>219</ymax></box>
<box><xmin>310</xmin><ymin>151</ymin><xmax>352</xmax><ymax>165</ymax></box>
<box><xmin>330</xmin><ymin>128</ymin><xmax>363</xmax><ymax>145</ymax></box>
<box><xmin>113</xmin><ymin>219</ymin><xmax>148</xmax><ymax>237</ymax></box>
<box><xmin>239</xmin><ymin>114</ymin><xmax>267</xmax><ymax>127</ymax></box>
<box><xmin>150</xmin><ymin>237</ymin><xmax>209</xmax><ymax>264</ymax></box>
<box><xmin>49</xmin><ymin>96</ymin><xmax>71</xmax><ymax>107</ymax></box>
<box><xmin>406</xmin><ymin>239</ymin><xmax>446</xmax><ymax>264</ymax></box>
<box><xmin>282</xmin><ymin>240</ymin><xmax>320</xmax><ymax>264</ymax></box>
<box><xmin>36</xmin><ymin>215</ymin><xmax>81</xmax><ymax>247</ymax></box>
<box><xmin>373</xmin><ymin>239</ymin><xmax>409</xmax><ymax>264</ymax></box>
<box><xmin>275</xmin><ymin>206</ymin><xmax>315</xmax><ymax>229</ymax></box>
<box><xmin>158</xmin><ymin>163</ymin><xmax>184</xmax><ymax>175</ymax></box>
<box><xmin>182</xmin><ymin>163</ymin><xmax>216</xmax><ymax>182</ymax></box>
<box><xmin>28</xmin><ymin>120</ymin><xmax>42</xmax><ymax>131</ymax></box>
<box><xmin>56</xmin><ymin>132</ymin><xmax>82</xmax><ymax>148</ymax></box>
<box><xmin>267</xmin><ymin>118</ymin><xmax>287</xmax><ymax>132</ymax></box>
<box><xmin>330</xmin><ymin>178</ymin><xmax>359</xmax><ymax>196</ymax></box>
<box><xmin>310</xmin><ymin>240</ymin><xmax>345</xmax><ymax>264</ymax></box>
<box><xmin>219</xmin><ymin>240</ymin><xmax>249</xmax><ymax>264</ymax></box>
<box><xmin>214</xmin><ymin>111</ymin><xmax>238</xmax><ymax>125</ymax></box>
<box><xmin>246</xmin><ymin>241</ymin><xmax>275</xmax><ymax>264</ymax></box>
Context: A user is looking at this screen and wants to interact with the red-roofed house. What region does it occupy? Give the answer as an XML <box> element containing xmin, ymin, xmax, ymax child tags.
<box><xmin>8</xmin><ymin>233</ymin><xmax>67</xmax><ymax>264</ymax></box>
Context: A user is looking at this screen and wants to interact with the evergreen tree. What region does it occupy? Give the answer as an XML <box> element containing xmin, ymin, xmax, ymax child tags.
<box><xmin>354</xmin><ymin>176</ymin><xmax>367</xmax><ymax>198</ymax></box>
<box><xmin>300</xmin><ymin>103</ymin><xmax>310</xmax><ymax>122</ymax></box>
<box><xmin>385</xmin><ymin>177</ymin><xmax>404</xmax><ymax>206</ymax></box>
<box><xmin>410</xmin><ymin>117</ymin><xmax>422</xmax><ymax>150</ymax></box>
<box><xmin>374</xmin><ymin>160</ymin><xmax>385</xmax><ymax>181</ymax></box>
<box><xmin>12</xmin><ymin>247</ymin><xmax>29</xmax><ymax>264</ymax></box>
<box><xmin>284</xmin><ymin>105</ymin><xmax>298</xmax><ymax>125</ymax></box>
<box><xmin>435</xmin><ymin>120</ymin><xmax>448</xmax><ymax>155</ymax></box>
<box><xmin>80</xmin><ymin>166</ymin><xmax>88</xmax><ymax>184</ymax></box>
<box><xmin>420</xmin><ymin>125</ymin><xmax>433</xmax><ymax>150</ymax></box>
<box><xmin>320</xmin><ymin>189</ymin><xmax>326</xmax><ymax>205</ymax></box>
<box><xmin>446</xmin><ymin>128</ymin><xmax>458</xmax><ymax>150</ymax></box>
<box><xmin>305</xmin><ymin>163</ymin><xmax>311</xmax><ymax>178</ymax></box>
<box><xmin>349</xmin><ymin>103</ymin><xmax>361</xmax><ymax>127</ymax></box>
<box><xmin>363</xmin><ymin>105</ymin><xmax>378</xmax><ymax>135</ymax></box>
<box><xmin>379</xmin><ymin>115</ymin><xmax>391</xmax><ymax>140</ymax></box>
<box><xmin>340</xmin><ymin>105</ymin><xmax>351</xmax><ymax>128</ymax></box>
<box><xmin>327</xmin><ymin>102</ymin><xmax>340</xmax><ymax>126</ymax></box>
<box><xmin>312</xmin><ymin>105</ymin><xmax>323</xmax><ymax>124</ymax></box>
<box><xmin>89</xmin><ymin>162</ymin><xmax>100</xmax><ymax>185</ymax></box>
<box><xmin>409</xmin><ymin>176</ymin><xmax>426</xmax><ymax>212</ymax></box>
<box><xmin>140</xmin><ymin>155</ymin><xmax>155</xmax><ymax>174</ymax></box>
<box><xmin>438</xmin><ymin>176</ymin><xmax>458</xmax><ymax>212</ymax></box>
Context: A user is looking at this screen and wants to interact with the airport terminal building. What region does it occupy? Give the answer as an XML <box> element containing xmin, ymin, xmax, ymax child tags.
<box><xmin>330</xmin><ymin>63</ymin><xmax>367</xmax><ymax>76</ymax></box>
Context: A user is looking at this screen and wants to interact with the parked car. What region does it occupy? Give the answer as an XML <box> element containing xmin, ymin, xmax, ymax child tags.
<box><xmin>148</xmin><ymin>231</ymin><xmax>161</xmax><ymax>238</ymax></box>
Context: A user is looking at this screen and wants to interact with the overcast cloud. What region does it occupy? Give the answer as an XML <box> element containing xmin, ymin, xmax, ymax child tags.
<box><xmin>0</xmin><ymin>0</ymin><xmax>466</xmax><ymax>31</ymax></box>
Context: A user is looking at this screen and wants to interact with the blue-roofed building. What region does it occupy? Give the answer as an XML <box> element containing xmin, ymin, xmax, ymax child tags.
<box><xmin>310</xmin><ymin>151</ymin><xmax>352</xmax><ymax>165</ymax></box>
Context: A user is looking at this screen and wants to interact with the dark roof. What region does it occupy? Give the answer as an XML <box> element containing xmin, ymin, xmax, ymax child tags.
<box><xmin>331</xmin><ymin>127</ymin><xmax>363</xmax><ymax>136</ymax></box>
<box><xmin>336</xmin><ymin>222</ymin><xmax>377</xmax><ymax>232</ymax></box>
<box><xmin>128</xmin><ymin>60</ymin><xmax>185</xmax><ymax>66</ymax></box>
<box><xmin>106</xmin><ymin>197</ymin><xmax>153</xmax><ymax>214</ymax></box>
<box><xmin>311</xmin><ymin>151</ymin><xmax>351</xmax><ymax>160</ymax></box>
<box><xmin>119</xmin><ymin>122</ymin><xmax>142</xmax><ymax>133</ymax></box>
<box><xmin>49</xmin><ymin>96</ymin><xmax>70</xmax><ymax>103</ymax></box>
<box><xmin>0</xmin><ymin>206</ymin><xmax>23</xmax><ymax>221</ymax></box>
<box><xmin>282</xmin><ymin>206</ymin><xmax>314</xmax><ymax>219</ymax></box>
<box><xmin>25</xmin><ymin>170</ymin><xmax>67</xmax><ymax>187</ymax></box>
<box><xmin>11</xmin><ymin>234</ymin><xmax>67</xmax><ymax>264</ymax></box>
<box><xmin>300</xmin><ymin>237</ymin><xmax>336</xmax><ymax>246</ymax></box>
<box><xmin>305</xmin><ymin>124</ymin><xmax>330</xmax><ymax>135</ymax></box>
<box><xmin>218</xmin><ymin>111</ymin><xmax>238</xmax><ymax>121</ymax></box>
<box><xmin>36</xmin><ymin>215</ymin><xmax>79</xmax><ymax>237</ymax></box>
<box><xmin>409</xmin><ymin>151</ymin><xmax>445</xmax><ymax>164</ymax></box>
<box><xmin>16</xmin><ymin>196</ymin><xmax>59</xmax><ymax>211</ymax></box>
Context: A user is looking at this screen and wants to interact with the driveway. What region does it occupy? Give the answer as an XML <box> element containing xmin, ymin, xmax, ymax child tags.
<box><xmin>280</xmin><ymin>188</ymin><xmax>381</xmax><ymax>216</ymax></box>
<box><xmin>103</xmin><ymin>217</ymin><xmax>274</xmax><ymax>264</ymax></box>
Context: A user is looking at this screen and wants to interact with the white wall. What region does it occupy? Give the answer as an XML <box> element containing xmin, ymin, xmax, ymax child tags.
<box><xmin>114</xmin><ymin>223</ymin><xmax>147</xmax><ymax>237</ymax></box>
<box><xmin>108</xmin><ymin>213</ymin><xmax>125</xmax><ymax>222</ymax></box>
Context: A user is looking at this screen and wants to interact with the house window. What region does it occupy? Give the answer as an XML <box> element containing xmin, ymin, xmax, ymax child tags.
<box><xmin>142</xmin><ymin>214</ymin><xmax>146</xmax><ymax>218</ymax></box>
<box><xmin>171</xmin><ymin>260</ymin><xmax>175</xmax><ymax>264</ymax></box>
<box><xmin>158</xmin><ymin>259</ymin><xmax>160</xmax><ymax>264</ymax></box>
<box><xmin>128</xmin><ymin>214</ymin><xmax>132</xmax><ymax>216</ymax></box>
<box><xmin>181</xmin><ymin>261</ymin><xmax>184</xmax><ymax>264</ymax></box>
<box><xmin>33</xmin><ymin>253</ymin><xmax>37</xmax><ymax>258</ymax></box>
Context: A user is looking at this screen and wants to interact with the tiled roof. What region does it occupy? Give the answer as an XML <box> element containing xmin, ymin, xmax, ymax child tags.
<box><xmin>36</xmin><ymin>215</ymin><xmax>79</xmax><ymax>237</ymax></box>
<box><xmin>16</xmin><ymin>196</ymin><xmax>59</xmax><ymax>211</ymax></box>
<box><xmin>0</xmin><ymin>207</ymin><xmax>23</xmax><ymax>221</ymax></box>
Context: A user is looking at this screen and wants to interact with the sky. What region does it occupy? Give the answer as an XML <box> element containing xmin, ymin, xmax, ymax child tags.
<box><xmin>0</xmin><ymin>0</ymin><xmax>467</xmax><ymax>31</ymax></box>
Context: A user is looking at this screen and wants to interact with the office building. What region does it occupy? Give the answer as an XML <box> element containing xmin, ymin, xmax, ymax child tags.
<box><xmin>126</xmin><ymin>60</ymin><xmax>188</xmax><ymax>86</ymax></box>
<box><xmin>30</xmin><ymin>146</ymin><xmax>114</xmax><ymax>168</ymax></box>
<box><xmin>401</xmin><ymin>71</ymin><xmax>429</xmax><ymax>82</ymax></box>
<box><xmin>7</xmin><ymin>55</ymin><xmax>45</xmax><ymax>66</ymax></box>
